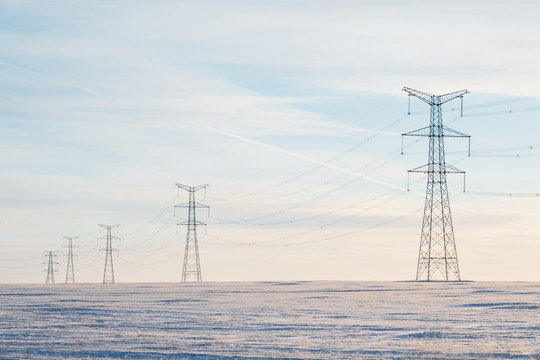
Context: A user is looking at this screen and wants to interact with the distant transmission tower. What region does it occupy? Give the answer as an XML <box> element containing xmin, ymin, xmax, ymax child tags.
<box><xmin>63</xmin><ymin>236</ymin><xmax>78</xmax><ymax>284</ymax></box>
<box><xmin>402</xmin><ymin>87</ymin><xmax>470</xmax><ymax>281</ymax></box>
<box><xmin>99</xmin><ymin>224</ymin><xmax>120</xmax><ymax>284</ymax></box>
<box><xmin>175</xmin><ymin>184</ymin><xmax>209</xmax><ymax>282</ymax></box>
<box><xmin>43</xmin><ymin>251</ymin><xmax>58</xmax><ymax>284</ymax></box>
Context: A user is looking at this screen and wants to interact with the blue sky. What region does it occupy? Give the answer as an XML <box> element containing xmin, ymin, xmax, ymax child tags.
<box><xmin>0</xmin><ymin>1</ymin><xmax>539</xmax><ymax>283</ymax></box>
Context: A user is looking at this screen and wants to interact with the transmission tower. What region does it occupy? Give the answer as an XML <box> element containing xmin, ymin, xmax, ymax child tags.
<box><xmin>99</xmin><ymin>224</ymin><xmax>120</xmax><ymax>284</ymax></box>
<box><xmin>63</xmin><ymin>236</ymin><xmax>78</xmax><ymax>283</ymax></box>
<box><xmin>402</xmin><ymin>87</ymin><xmax>470</xmax><ymax>281</ymax></box>
<box><xmin>175</xmin><ymin>183</ymin><xmax>209</xmax><ymax>282</ymax></box>
<box><xmin>43</xmin><ymin>251</ymin><xmax>58</xmax><ymax>284</ymax></box>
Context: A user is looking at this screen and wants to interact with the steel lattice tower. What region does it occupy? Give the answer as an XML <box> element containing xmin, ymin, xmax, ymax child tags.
<box><xmin>402</xmin><ymin>87</ymin><xmax>470</xmax><ymax>281</ymax></box>
<box><xmin>43</xmin><ymin>251</ymin><xmax>58</xmax><ymax>284</ymax></box>
<box><xmin>99</xmin><ymin>224</ymin><xmax>120</xmax><ymax>284</ymax></box>
<box><xmin>175</xmin><ymin>183</ymin><xmax>209</xmax><ymax>282</ymax></box>
<box><xmin>63</xmin><ymin>236</ymin><xmax>78</xmax><ymax>284</ymax></box>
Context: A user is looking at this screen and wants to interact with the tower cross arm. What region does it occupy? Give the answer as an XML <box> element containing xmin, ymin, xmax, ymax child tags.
<box><xmin>402</xmin><ymin>126</ymin><xmax>431</xmax><ymax>137</ymax></box>
<box><xmin>403</xmin><ymin>87</ymin><xmax>436</xmax><ymax>105</ymax></box>
<box><xmin>438</xmin><ymin>89</ymin><xmax>469</xmax><ymax>105</ymax></box>
<box><xmin>175</xmin><ymin>202</ymin><xmax>209</xmax><ymax>209</ymax></box>
<box><xmin>98</xmin><ymin>224</ymin><xmax>120</xmax><ymax>229</ymax></box>
<box><xmin>441</xmin><ymin>126</ymin><xmax>470</xmax><ymax>138</ymax></box>
<box><xmin>444</xmin><ymin>164</ymin><xmax>465</xmax><ymax>174</ymax></box>
<box><xmin>402</xmin><ymin>126</ymin><xmax>470</xmax><ymax>138</ymax></box>
<box><xmin>178</xmin><ymin>220</ymin><xmax>207</xmax><ymax>226</ymax></box>
<box><xmin>100</xmin><ymin>247</ymin><xmax>119</xmax><ymax>252</ymax></box>
<box><xmin>403</xmin><ymin>87</ymin><xmax>468</xmax><ymax>105</ymax></box>
<box><xmin>408</xmin><ymin>163</ymin><xmax>465</xmax><ymax>174</ymax></box>
<box><xmin>175</xmin><ymin>183</ymin><xmax>209</xmax><ymax>192</ymax></box>
<box><xmin>98</xmin><ymin>235</ymin><xmax>120</xmax><ymax>240</ymax></box>
<box><xmin>62</xmin><ymin>244</ymin><xmax>80</xmax><ymax>249</ymax></box>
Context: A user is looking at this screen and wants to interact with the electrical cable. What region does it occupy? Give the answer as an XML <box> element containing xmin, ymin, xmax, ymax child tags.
<box><xmin>205</xmin><ymin>184</ymin><xmax>415</xmax><ymax>247</ymax></box>
<box><xmin>202</xmin><ymin>208</ymin><xmax>422</xmax><ymax>247</ymax></box>
<box><xmin>122</xmin><ymin>216</ymin><xmax>179</xmax><ymax>251</ymax></box>
<box><xmin>122</xmin><ymin>200</ymin><xmax>176</xmax><ymax>237</ymax></box>
<box><xmin>209</xmin><ymin>140</ymin><xmax>421</xmax><ymax>226</ymax></box>
<box><xmin>208</xmin><ymin>113</ymin><xmax>408</xmax><ymax>202</ymax></box>
<box><xmin>463</xmin><ymin>106</ymin><xmax>540</xmax><ymax>117</ymax></box>
<box><xmin>118</xmin><ymin>234</ymin><xmax>179</xmax><ymax>264</ymax></box>
<box><xmin>465</xmin><ymin>191</ymin><xmax>540</xmax><ymax>197</ymax></box>
<box><xmin>117</xmin><ymin>250</ymin><xmax>184</xmax><ymax>267</ymax></box>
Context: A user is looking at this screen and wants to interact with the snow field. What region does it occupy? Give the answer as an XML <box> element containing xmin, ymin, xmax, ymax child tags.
<box><xmin>1</xmin><ymin>281</ymin><xmax>539</xmax><ymax>359</ymax></box>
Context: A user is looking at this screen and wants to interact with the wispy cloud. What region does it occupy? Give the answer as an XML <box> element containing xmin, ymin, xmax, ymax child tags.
<box><xmin>0</xmin><ymin>60</ymin><xmax>103</xmax><ymax>96</ymax></box>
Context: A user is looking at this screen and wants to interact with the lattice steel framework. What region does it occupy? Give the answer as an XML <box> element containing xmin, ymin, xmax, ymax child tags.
<box><xmin>175</xmin><ymin>184</ymin><xmax>209</xmax><ymax>282</ymax></box>
<box><xmin>402</xmin><ymin>87</ymin><xmax>469</xmax><ymax>281</ymax></box>
<box><xmin>43</xmin><ymin>251</ymin><xmax>58</xmax><ymax>284</ymax></box>
<box><xmin>63</xmin><ymin>236</ymin><xmax>78</xmax><ymax>284</ymax></box>
<box><xmin>99</xmin><ymin>224</ymin><xmax>120</xmax><ymax>284</ymax></box>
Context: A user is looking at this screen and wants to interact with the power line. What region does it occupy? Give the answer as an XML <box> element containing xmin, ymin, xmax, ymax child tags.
<box><xmin>77</xmin><ymin>243</ymin><xmax>99</xmax><ymax>260</ymax></box>
<box><xmin>207</xmin><ymin>186</ymin><xmax>412</xmax><ymax>247</ymax></box>
<box><xmin>0</xmin><ymin>256</ymin><xmax>43</xmax><ymax>262</ymax></box>
<box><xmin>408</xmin><ymin>93</ymin><xmax>540</xmax><ymax>116</ymax></box>
<box><xmin>122</xmin><ymin>201</ymin><xmax>176</xmax><ymax>237</ymax></box>
<box><xmin>463</xmin><ymin>106</ymin><xmax>540</xmax><ymax>117</ymax></box>
<box><xmin>209</xmin><ymin>113</ymin><xmax>408</xmax><ymax>202</ymax></box>
<box><xmin>222</xmin><ymin>143</ymin><xmax>409</xmax><ymax>205</ymax></box>
<box><xmin>78</xmin><ymin>254</ymin><xmax>101</xmax><ymax>270</ymax></box>
<box><xmin>118</xmin><ymin>234</ymin><xmax>178</xmax><ymax>264</ymax></box>
<box><xmin>209</xmin><ymin>140</ymin><xmax>423</xmax><ymax>226</ymax></box>
<box><xmin>122</xmin><ymin>216</ymin><xmax>178</xmax><ymax>251</ymax></box>
<box><xmin>120</xmin><ymin>180</ymin><xmax>421</xmax><ymax>262</ymax></box>
<box><xmin>203</xmin><ymin>208</ymin><xmax>422</xmax><ymax>247</ymax></box>
<box><xmin>464</xmin><ymin>94</ymin><xmax>540</xmax><ymax>109</ymax></box>
<box><xmin>465</xmin><ymin>191</ymin><xmax>540</xmax><ymax>198</ymax></box>
<box><xmin>0</xmin><ymin>269</ymin><xmax>40</xmax><ymax>276</ymax></box>
<box><xmin>118</xmin><ymin>248</ymin><xmax>184</xmax><ymax>267</ymax></box>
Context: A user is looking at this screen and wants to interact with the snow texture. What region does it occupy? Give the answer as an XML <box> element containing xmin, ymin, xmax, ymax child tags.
<box><xmin>0</xmin><ymin>281</ymin><xmax>539</xmax><ymax>359</ymax></box>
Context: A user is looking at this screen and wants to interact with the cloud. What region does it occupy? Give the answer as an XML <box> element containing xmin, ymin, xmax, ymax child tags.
<box><xmin>4</xmin><ymin>1</ymin><xmax>540</xmax><ymax>95</ymax></box>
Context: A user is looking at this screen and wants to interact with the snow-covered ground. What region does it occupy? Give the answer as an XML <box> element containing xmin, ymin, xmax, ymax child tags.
<box><xmin>0</xmin><ymin>281</ymin><xmax>539</xmax><ymax>359</ymax></box>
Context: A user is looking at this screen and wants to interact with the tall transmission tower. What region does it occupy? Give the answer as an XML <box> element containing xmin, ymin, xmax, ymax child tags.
<box><xmin>99</xmin><ymin>224</ymin><xmax>120</xmax><ymax>284</ymax></box>
<box><xmin>175</xmin><ymin>183</ymin><xmax>209</xmax><ymax>282</ymax></box>
<box><xmin>43</xmin><ymin>251</ymin><xmax>58</xmax><ymax>284</ymax></box>
<box><xmin>63</xmin><ymin>236</ymin><xmax>78</xmax><ymax>284</ymax></box>
<box><xmin>402</xmin><ymin>87</ymin><xmax>470</xmax><ymax>281</ymax></box>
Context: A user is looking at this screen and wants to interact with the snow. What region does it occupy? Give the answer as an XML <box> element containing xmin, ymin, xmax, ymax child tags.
<box><xmin>1</xmin><ymin>281</ymin><xmax>539</xmax><ymax>359</ymax></box>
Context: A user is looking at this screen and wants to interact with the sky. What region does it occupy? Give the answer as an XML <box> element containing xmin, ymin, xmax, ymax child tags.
<box><xmin>0</xmin><ymin>0</ymin><xmax>539</xmax><ymax>283</ymax></box>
